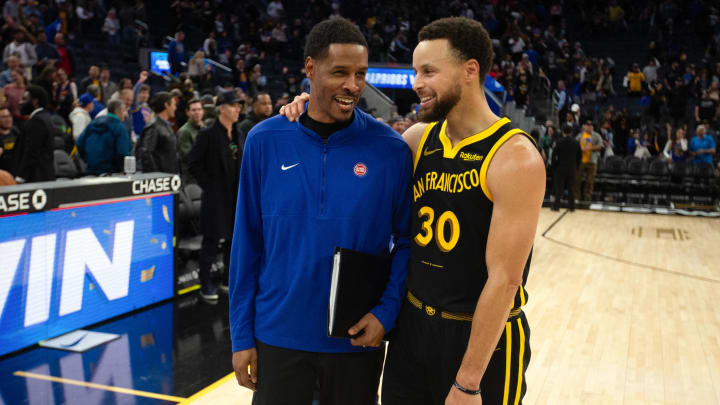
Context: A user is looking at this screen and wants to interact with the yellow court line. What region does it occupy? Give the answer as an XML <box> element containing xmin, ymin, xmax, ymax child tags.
<box><xmin>178</xmin><ymin>284</ymin><xmax>201</xmax><ymax>295</ymax></box>
<box><xmin>14</xmin><ymin>371</ymin><xmax>186</xmax><ymax>402</ymax></box>
<box><xmin>178</xmin><ymin>372</ymin><xmax>237</xmax><ymax>405</ymax></box>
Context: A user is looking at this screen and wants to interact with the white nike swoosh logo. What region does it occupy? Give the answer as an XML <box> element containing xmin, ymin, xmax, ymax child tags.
<box><xmin>281</xmin><ymin>163</ymin><xmax>300</xmax><ymax>171</ymax></box>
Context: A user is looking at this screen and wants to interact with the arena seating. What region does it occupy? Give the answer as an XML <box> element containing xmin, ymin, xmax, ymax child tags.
<box><xmin>573</xmin><ymin>155</ymin><xmax>718</xmax><ymax>205</ymax></box>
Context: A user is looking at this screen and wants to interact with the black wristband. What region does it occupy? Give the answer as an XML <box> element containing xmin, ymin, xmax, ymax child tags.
<box><xmin>454</xmin><ymin>380</ymin><xmax>482</xmax><ymax>395</ymax></box>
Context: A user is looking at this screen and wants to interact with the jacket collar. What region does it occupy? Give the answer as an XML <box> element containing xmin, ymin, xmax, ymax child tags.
<box><xmin>296</xmin><ymin>108</ymin><xmax>365</xmax><ymax>146</ymax></box>
<box><xmin>30</xmin><ymin>108</ymin><xmax>44</xmax><ymax>118</ymax></box>
<box><xmin>213</xmin><ymin>118</ymin><xmax>237</xmax><ymax>135</ymax></box>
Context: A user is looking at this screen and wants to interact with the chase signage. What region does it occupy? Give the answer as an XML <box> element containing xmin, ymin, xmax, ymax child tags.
<box><xmin>131</xmin><ymin>175</ymin><xmax>181</xmax><ymax>195</ymax></box>
<box><xmin>0</xmin><ymin>189</ymin><xmax>47</xmax><ymax>215</ymax></box>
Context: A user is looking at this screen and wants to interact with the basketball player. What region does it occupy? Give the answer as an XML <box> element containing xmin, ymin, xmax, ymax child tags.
<box><xmin>381</xmin><ymin>17</ymin><xmax>545</xmax><ymax>405</ymax></box>
<box><xmin>280</xmin><ymin>17</ymin><xmax>544</xmax><ymax>405</ymax></box>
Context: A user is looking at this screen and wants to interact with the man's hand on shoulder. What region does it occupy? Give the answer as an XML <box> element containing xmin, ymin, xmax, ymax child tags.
<box><xmin>279</xmin><ymin>92</ymin><xmax>309</xmax><ymax>122</ymax></box>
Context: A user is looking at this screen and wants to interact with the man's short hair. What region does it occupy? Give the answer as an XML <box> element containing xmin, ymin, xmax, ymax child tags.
<box><xmin>86</xmin><ymin>84</ymin><xmax>101</xmax><ymax>97</ymax></box>
<box><xmin>107</xmin><ymin>99</ymin><xmax>124</xmax><ymax>115</ymax></box>
<box><xmin>149</xmin><ymin>92</ymin><xmax>173</xmax><ymax>113</ymax></box>
<box><xmin>186</xmin><ymin>98</ymin><xmax>202</xmax><ymax>109</ymax></box>
<box><xmin>139</xmin><ymin>84</ymin><xmax>150</xmax><ymax>93</ymax></box>
<box><xmin>304</xmin><ymin>18</ymin><xmax>367</xmax><ymax>60</ymax></box>
<box><xmin>251</xmin><ymin>92</ymin><xmax>269</xmax><ymax>105</ymax></box>
<box><xmin>418</xmin><ymin>17</ymin><xmax>494</xmax><ymax>79</ymax></box>
<box><xmin>27</xmin><ymin>85</ymin><xmax>49</xmax><ymax>108</ymax></box>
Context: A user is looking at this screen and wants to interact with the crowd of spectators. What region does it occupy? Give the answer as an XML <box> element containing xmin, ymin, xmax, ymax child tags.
<box><xmin>509</xmin><ymin>1</ymin><xmax>720</xmax><ymax>168</ymax></box>
<box><xmin>0</xmin><ymin>0</ymin><xmax>718</xmax><ymax>201</ymax></box>
<box><xmin>160</xmin><ymin>1</ymin><xmax>720</xmax><ymax>157</ymax></box>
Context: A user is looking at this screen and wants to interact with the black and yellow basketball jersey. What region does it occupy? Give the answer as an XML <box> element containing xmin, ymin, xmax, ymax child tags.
<box><xmin>407</xmin><ymin>117</ymin><xmax>536</xmax><ymax>314</ymax></box>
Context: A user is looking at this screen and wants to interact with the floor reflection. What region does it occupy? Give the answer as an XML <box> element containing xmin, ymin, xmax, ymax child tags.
<box><xmin>0</xmin><ymin>294</ymin><xmax>232</xmax><ymax>405</ymax></box>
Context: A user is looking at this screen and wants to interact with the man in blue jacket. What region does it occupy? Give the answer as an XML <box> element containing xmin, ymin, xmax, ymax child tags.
<box><xmin>168</xmin><ymin>31</ymin><xmax>186</xmax><ymax>77</ymax></box>
<box><xmin>229</xmin><ymin>18</ymin><xmax>412</xmax><ymax>405</ymax></box>
<box><xmin>76</xmin><ymin>99</ymin><xmax>132</xmax><ymax>175</ymax></box>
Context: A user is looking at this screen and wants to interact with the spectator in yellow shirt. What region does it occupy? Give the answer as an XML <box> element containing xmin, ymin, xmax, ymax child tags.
<box><xmin>627</xmin><ymin>63</ymin><xmax>645</xmax><ymax>97</ymax></box>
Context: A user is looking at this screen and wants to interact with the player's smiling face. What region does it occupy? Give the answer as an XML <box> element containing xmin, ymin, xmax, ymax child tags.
<box><xmin>306</xmin><ymin>43</ymin><xmax>368</xmax><ymax>123</ymax></box>
<box><xmin>412</xmin><ymin>39</ymin><xmax>463</xmax><ymax>123</ymax></box>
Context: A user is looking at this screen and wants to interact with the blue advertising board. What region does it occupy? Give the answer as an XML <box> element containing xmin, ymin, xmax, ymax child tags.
<box><xmin>366</xmin><ymin>67</ymin><xmax>506</xmax><ymax>94</ymax></box>
<box><xmin>366</xmin><ymin>67</ymin><xmax>416</xmax><ymax>89</ymax></box>
<box><xmin>0</xmin><ymin>194</ymin><xmax>175</xmax><ymax>357</ymax></box>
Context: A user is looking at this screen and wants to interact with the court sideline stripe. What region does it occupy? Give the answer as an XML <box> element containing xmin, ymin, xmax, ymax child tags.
<box><xmin>540</xmin><ymin>210</ymin><xmax>720</xmax><ymax>285</ymax></box>
<box><xmin>13</xmin><ymin>371</ymin><xmax>186</xmax><ymax>402</ymax></box>
<box><xmin>541</xmin><ymin>210</ymin><xmax>569</xmax><ymax>237</ymax></box>
<box><xmin>178</xmin><ymin>284</ymin><xmax>201</xmax><ymax>295</ymax></box>
<box><xmin>177</xmin><ymin>372</ymin><xmax>237</xmax><ymax>404</ymax></box>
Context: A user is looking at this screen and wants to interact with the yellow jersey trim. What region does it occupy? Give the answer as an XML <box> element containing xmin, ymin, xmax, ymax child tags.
<box><xmin>503</xmin><ymin>321</ymin><xmax>512</xmax><ymax>405</ymax></box>
<box><xmin>479</xmin><ymin>128</ymin><xmax>530</xmax><ymax>202</ymax></box>
<box><xmin>413</xmin><ymin>122</ymin><xmax>438</xmax><ymax>173</ymax></box>
<box><xmin>439</xmin><ymin>117</ymin><xmax>511</xmax><ymax>159</ymax></box>
<box><xmin>514</xmin><ymin>318</ymin><xmax>526</xmax><ymax>405</ymax></box>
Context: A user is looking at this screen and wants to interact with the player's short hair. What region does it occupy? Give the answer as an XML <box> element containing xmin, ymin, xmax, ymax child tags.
<box><xmin>304</xmin><ymin>18</ymin><xmax>367</xmax><ymax>60</ymax></box>
<box><xmin>418</xmin><ymin>17</ymin><xmax>494</xmax><ymax>79</ymax></box>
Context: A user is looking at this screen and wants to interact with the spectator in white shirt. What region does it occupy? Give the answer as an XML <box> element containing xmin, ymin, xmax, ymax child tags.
<box><xmin>3</xmin><ymin>30</ymin><xmax>37</xmax><ymax>79</ymax></box>
<box><xmin>69</xmin><ymin>94</ymin><xmax>95</xmax><ymax>141</ymax></box>
<box><xmin>509</xmin><ymin>34</ymin><xmax>526</xmax><ymax>57</ymax></box>
<box><xmin>267</xmin><ymin>0</ymin><xmax>284</xmax><ymax>19</ymax></box>
<box><xmin>76</xmin><ymin>3</ymin><xmax>94</xmax><ymax>35</ymax></box>
<box><xmin>643</xmin><ymin>58</ymin><xmax>660</xmax><ymax>84</ymax></box>
<box><xmin>102</xmin><ymin>8</ymin><xmax>121</xmax><ymax>46</ymax></box>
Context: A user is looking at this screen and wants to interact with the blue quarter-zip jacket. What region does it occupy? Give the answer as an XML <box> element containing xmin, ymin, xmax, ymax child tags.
<box><xmin>229</xmin><ymin>108</ymin><xmax>412</xmax><ymax>353</ymax></box>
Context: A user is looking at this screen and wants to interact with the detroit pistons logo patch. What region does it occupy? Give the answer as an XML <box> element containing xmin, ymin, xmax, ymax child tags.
<box><xmin>353</xmin><ymin>162</ymin><xmax>367</xmax><ymax>177</ymax></box>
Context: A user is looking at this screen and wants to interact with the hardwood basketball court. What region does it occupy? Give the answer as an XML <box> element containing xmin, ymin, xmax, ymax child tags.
<box><xmin>5</xmin><ymin>208</ymin><xmax>717</xmax><ymax>404</ymax></box>
<box><xmin>180</xmin><ymin>208</ymin><xmax>720</xmax><ymax>404</ymax></box>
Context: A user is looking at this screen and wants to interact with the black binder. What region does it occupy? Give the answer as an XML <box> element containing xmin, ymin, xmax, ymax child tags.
<box><xmin>327</xmin><ymin>247</ymin><xmax>391</xmax><ymax>339</ymax></box>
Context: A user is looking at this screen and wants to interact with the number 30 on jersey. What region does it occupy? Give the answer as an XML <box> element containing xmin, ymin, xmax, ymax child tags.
<box><xmin>414</xmin><ymin>206</ymin><xmax>460</xmax><ymax>252</ymax></box>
